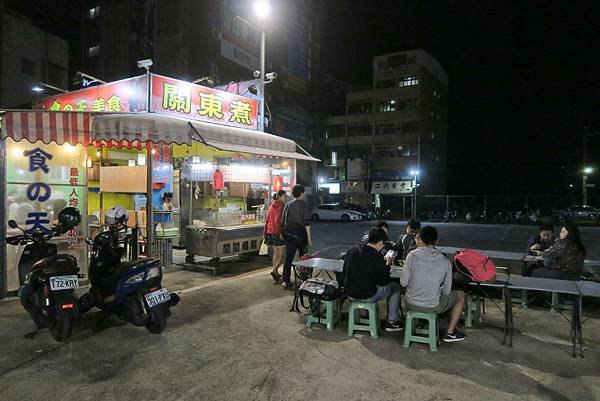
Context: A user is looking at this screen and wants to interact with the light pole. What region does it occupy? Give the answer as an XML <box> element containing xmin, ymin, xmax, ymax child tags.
<box><xmin>410</xmin><ymin>169</ymin><xmax>419</xmax><ymax>219</ymax></box>
<box><xmin>253</xmin><ymin>0</ymin><xmax>271</xmax><ymax>132</ymax></box>
<box><xmin>583</xmin><ymin>167</ymin><xmax>593</xmax><ymax>206</ymax></box>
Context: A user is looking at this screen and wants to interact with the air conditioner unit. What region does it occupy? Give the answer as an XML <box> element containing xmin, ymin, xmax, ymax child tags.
<box><xmin>282</xmin><ymin>80</ymin><xmax>289</xmax><ymax>88</ymax></box>
<box><xmin>212</xmin><ymin>28</ymin><xmax>222</xmax><ymax>40</ymax></box>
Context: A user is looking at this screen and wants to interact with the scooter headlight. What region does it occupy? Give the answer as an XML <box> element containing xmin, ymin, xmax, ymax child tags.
<box><xmin>125</xmin><ymin>272</ymin><xmax>145</xmax><ymax>285</ymax></box>
<box><xmin>146</xmin><ymin>267</ymin><xmax>162</xmax><ymax>280</ymax></box>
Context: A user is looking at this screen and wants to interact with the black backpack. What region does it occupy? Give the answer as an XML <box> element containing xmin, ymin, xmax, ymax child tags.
<box><xmin>293</xmin><ymin>278</ymin><xmax>345</xmax><ymax>320</ymax></box>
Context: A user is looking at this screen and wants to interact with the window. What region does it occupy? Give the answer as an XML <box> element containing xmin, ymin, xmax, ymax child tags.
<box><xmin>387</xmin><ymin>54</ymin><xmax>407</xmax><ymax>67</ymax></box>
<box><xmin>377</xmin><ymin>61</ymin><xmax>386</xmax><ymax>70</ymax></box>
<box><xmin>375</xmin><ymin>100</ymin><xmax>397</xmax><ymax>113</ymax></box>
<box><xmin>407</xmin><ymin>55</ymin><xmax>416</xmax><ymax>64</ymax></box>
<box><xmin>331</xmin><ymin>151</ymin><xmax>337</xmax><ymax>166</ymax></box>
<box><xmin>398</xmin><ymin>76</ymin><xmax>419</xmax><ymax>87</ymax></box>
<box><xmin>326</xmin><ymin>125</ymin><xmax>345</xmax><ymax>138</ymax></box>
<box><xmin>348</xmin><ymin>124</ymin><xmax>371</xmax><ymax>136</ymax></box>
<box><xmin>401</xmin><ymin>122</ymin><xmax>418</xmax><ymax>133</ymax></box>
<box><xmin>373</xmin><ymin>146</ymin><xmax>397</xmax><ymax>157</ymax></box>
<box><xmin>348</xmin><ymin>100</ymin><xmax>372</xmax><ymax>114</ymax></box>
<box><xmin>398</xmin><ymin>97</ymin><xmax>418</xmax><ymax>110</ymax></box>
<box><xmin>375</xmin><ymin>79</ymin><xmax>395</xmax><ymax>89</ymax></box>
<box><xmin>431</xmin><ymin>132</ymin><xmax>435</xmax><ymax>139</ymax></box>
<box><xmin>21</xmin><ymin>58</ymin><xmax>35</xmax><ymax>76</ymax></box>
<box><xmin>375</xmin><ymin>124</ymin><xmax>395</xmax><ymax>135</ymax></box>
<box><xmin>88</xmin><ymin>6</ymin><xmax>100</xmax><ymax>19</ymax></box>
<box><xmin>88</xmin><ymin>45</ymin><xmax>100</xmax><ymax>58</ymax></box>
<box><xmin>400</xmin><ymin>145</ymin><xmax>417</xmax><ymax>157</ymax></box>
<box><xmin>47</xmin><ymin>62</ymin><xmax>66</xmax><ymax>87</ymax></box>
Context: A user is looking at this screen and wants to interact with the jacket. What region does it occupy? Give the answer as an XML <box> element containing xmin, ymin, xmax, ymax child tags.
<box><xmin>343</xmin><ymin>244</ymin><xmax>390</xmax><ymax>299</ymax></box>
<box><xmin>264</xmin><ymin>200</ymin><xmax>285</xmax><ymax>235</ymax></box>
<box><xmin>400</xmin><ymin>246</ymin><xmax>452</xmax><ymax>309</ymax></box>
<box><xmin>542</xmin><ymin>238</ymin><xmax>584</xmax><ymax>275</ymax></box>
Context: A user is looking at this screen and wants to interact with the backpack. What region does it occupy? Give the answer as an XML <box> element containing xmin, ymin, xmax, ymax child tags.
<box><xmin>293</xmin><ymin>278</ymin><xmax>344</xmax><ymax>319</ymax></box>
<box><xmin>452</xmin><ymin>249</ymin><xmax>497</xmax><ymax>284</ymax></box>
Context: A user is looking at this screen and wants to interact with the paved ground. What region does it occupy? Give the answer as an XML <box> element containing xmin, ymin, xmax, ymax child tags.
<box><xmin>1</xmin><ymin>222</ymin><xmax>599</xmax><ymax>401</ymax></box>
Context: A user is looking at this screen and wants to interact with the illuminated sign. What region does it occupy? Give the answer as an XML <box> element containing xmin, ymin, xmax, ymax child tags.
<box><xmin>150</xmin><ymin>74</ymin><xmax>258</xmax><ymax>130</ymax></box>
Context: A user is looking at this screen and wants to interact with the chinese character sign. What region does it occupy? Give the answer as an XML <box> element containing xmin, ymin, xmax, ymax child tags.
<box><xmin>35</xmin><ymin>75</ymin><xmax>149</xmax><ymax>113</ymax></box>
<box><xmin>150</xmin><ymin>75</ymin><xmax>258</xmax><ymax>130</ymax></box>
<box><xmin>4</xmin><ymin>138</ymin><xmax>88</xmax><ymax>291</ymax></box>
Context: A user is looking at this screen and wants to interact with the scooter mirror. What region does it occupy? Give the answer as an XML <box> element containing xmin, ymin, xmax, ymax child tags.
<box><xmin>8</xmin><ymin>220</ymin><xmax>18</xmax><ymax>229</ymax></box>
<box><xmin>85</xmin><ymin>237</ymin><xmax>94</xmax><ymax>245</ymax></box>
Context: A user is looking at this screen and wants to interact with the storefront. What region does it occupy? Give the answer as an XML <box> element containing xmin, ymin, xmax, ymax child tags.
<box><xmin>0</xmin><ymin>74</ymin><xmax>317</xmax><ymax>297</ymax></box>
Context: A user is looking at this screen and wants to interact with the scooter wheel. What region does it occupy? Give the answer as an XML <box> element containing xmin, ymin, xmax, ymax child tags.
<box><xmin>145</xmin><ymin>310</ymin><xmax>167</xmax><ymax>334</ymax></box>
<box><xmin>51</xmin><ymin>317</ymin><xmax>73</xmax><ymax>342</ymax></box>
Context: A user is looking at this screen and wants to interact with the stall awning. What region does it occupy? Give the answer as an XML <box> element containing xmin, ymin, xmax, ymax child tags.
<box><xmin>0</xmin><ymin>111</ymin><xmax>92</xmax><ymax>145</ymax></box>
<box><xmin>92</xmin><ymin>113</ymin><xmax>319</xmax><ymax>161</ymax></box>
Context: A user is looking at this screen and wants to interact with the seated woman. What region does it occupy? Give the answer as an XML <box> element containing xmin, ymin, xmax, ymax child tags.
<box><xmin>530</xmin><ymin>221</ymin><xmax>585</xmax><ymax>281</ymax></box>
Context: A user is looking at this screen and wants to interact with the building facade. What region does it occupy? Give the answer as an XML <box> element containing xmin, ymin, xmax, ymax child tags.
<box><xmin>80</xmin><ymin>0</ymin><xmax>317</xmax><ymax>151</ymax></box>
<box><xmin>320</xmin><ymin>49</ymin><xmax>448</xmax><ymax>209</ymax></box>
<box><xmin>0</xmin><ymin>7</ymin><xmax>69</xmax><ymax>108</ymax></box>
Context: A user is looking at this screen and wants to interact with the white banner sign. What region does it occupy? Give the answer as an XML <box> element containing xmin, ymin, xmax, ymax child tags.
<box><xmin>371</xmin><ymin>181</ymin><xmax>413</xmax><ymax>194</ymax></box>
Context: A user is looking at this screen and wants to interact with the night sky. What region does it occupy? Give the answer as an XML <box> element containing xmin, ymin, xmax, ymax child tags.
<box><xmin>321</xmin><ymin>1</ymin><xmax>600</xmax><ymax>197</ymax></box>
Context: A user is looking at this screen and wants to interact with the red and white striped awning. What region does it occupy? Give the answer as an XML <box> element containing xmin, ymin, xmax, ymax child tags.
<box><xmin>0</xmin><ymin>111</ymin><xmax>92</xmax><ymax>145</ymax></box>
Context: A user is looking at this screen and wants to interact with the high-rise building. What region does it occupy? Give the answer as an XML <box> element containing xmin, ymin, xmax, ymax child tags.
<box><xmin>0</xmin><ymin>6</ymin><xmax>69</xmax><ymax>108</ymax></box>
<box><xmin>80</xmin><ymin>0</ymin><xmax>316</xmax><ymax>151</ymax></box>
<box><xmin>320</xmin><ymin>49</ymin><xmax>448</xmax><ymax>209</ymax></box>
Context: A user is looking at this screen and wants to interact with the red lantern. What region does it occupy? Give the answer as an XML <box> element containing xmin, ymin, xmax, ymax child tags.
<box><xmin>272</xmin><ymin>175</ymin><xmax>283</xmax><ymax>192</ymax></box>
<box><xmin>213</xmin><ymin>169</ymin><xmax>224</xmax><ymax>190</ymax></box>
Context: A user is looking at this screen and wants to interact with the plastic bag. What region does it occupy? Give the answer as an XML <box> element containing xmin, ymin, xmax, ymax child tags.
<box><xmin>259</xmin><ymin>240</ymin><xmax>269</xmax><ymax>256</ymax></box>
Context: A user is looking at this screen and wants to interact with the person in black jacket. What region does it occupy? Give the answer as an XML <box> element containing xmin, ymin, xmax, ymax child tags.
<box><xmin>344</xmin><ymin>227</ymin><xmax>403</xmax><ymax>332</ymax></box>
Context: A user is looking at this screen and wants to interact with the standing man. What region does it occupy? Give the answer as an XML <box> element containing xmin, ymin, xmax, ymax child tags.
<box><xmin>400</xmin><ymin>226</ymin><xmax>466</xmax><ymax>342</ymax></box>
<box><xmin>281</xmin><ymin>184</ymin><xmax>313</xmax><ymax>289</ymax></box>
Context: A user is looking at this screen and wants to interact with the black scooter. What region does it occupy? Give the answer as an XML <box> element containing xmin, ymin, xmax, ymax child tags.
<box><xmin>79</xmin><ymin>218</ymin><xmax>180</xmax><ymax>333</ymax></box>
<box><xmin>7</xmin><ymin>207</ymin><xmax>84</xmax><ymax>342</ymax></box>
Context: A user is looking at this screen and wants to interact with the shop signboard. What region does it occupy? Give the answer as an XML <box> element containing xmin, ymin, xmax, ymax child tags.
<box><xmin>150</xmin><ymin>74</ymin><xmax>258</xmax><ymax>130</ymax></box>
<box><xmin>4</xmin><ymin>138</ymin><xmax>88</xmax><ymax>292</ymax></box>
<box><xmin>342</xmin><ymin>181</ymin><xmax>365</xmax><ymax>193</ymax></box>
<box><xmin>35</xmin><ymin>75</ymin><xmax>149</xmax><ymax>113</ymax></box>
<box><xmin>371</xmin><ymin>181</ymin><xmax>413</xmax><ymax>194</ymax></box>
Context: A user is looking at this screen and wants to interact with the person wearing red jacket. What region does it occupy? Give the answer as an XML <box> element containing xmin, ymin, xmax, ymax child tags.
<box><xmin>264</xmin><ymin>190</ymin><xmax>288</xmax><ymax>282</ymax></box>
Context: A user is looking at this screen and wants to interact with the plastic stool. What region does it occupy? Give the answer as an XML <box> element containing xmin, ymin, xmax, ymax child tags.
<box><xmin>403</xmin><ymin>311</ymin><xmax>438</xmax><ymax>351</ymax></box>
<box><xmin>306</xmin><ymin>299</ymin><xmax>341</xmax><ymax>331</ymax></box>
<box><xmin>347</xmin><ymin>301</ymin><xmax>379</xmax><ymax>338</ymax></box>
<box><xmin>462</xmin><ymin>294</ymin><xmax>481</xmax><ymax>328</ymax></box>
<box><xmin>551</xmin><ymin>292</ymin><xmax>574</xmax><ymax>312</ymax></box>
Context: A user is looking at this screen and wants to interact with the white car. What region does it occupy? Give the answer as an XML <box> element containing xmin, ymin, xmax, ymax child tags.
<box><xmin>311</xmin><ymin>204</ymin><xmax>364</xmax><ymax>222</ymax></box>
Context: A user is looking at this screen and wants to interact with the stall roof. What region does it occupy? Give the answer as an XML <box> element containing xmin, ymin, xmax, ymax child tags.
<box><xmin>0</xmin><ymin>110</ymin><xmax>92</xmax><ymax>145</ymax></box>
<box><xmin>92</xmin><ymin>113</ymin><xmax>320</xmax><ymax>161</ymax></box>
<box><xmin>0</xmin><ymin>111</ymin><xmax>319</xmax><ymax>161</ymax></box>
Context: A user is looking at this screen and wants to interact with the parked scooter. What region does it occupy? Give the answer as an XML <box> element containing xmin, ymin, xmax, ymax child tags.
<box><xmin>7</xmin><ymin>207</ymin><xmax>84</xmax><ymax>341</ymax></box>
<box><xmin>79</xmin><ymin>206</ymin><xmax>180</xmax><ymax>334</ymax></box>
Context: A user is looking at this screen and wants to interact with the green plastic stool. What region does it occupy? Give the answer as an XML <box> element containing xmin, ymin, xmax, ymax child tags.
<box><xmin>403</xmin><ymin>311</ymin><xmax>438</xmax><ymax>351</ymax></box>
<box><xmin>551</xmin><ymin>292</ymin><xmax>574</xmax><ymax>312</ymax></box>
<box><xmin>306</xmin><ymin>299</ymin><xmax>341</xmax><ymax>331</ymax></box>
<box><xmin>347</xmin><ymin>301</ymin><xmax>379</xmax><ymax>338</ymax></box>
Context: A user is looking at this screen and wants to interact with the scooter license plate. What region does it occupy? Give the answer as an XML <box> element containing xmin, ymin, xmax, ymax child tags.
<box><xmin>145</xmin><ymin>288</ymin><xmax>170</xmax><ymax>308</ymax></box>
<box><xmin>49</xmin><ymin>275</ymin><xmax>79</xmax><ymax>291</ymax></box>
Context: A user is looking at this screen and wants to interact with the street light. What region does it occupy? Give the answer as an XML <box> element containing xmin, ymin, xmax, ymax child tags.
<box><xmin>253</xmin><ymin>0</ymin><xmax>270</xmax><ymax>132</ymax></box>
<box><xmin>410</xmin><ymin>169</ymin><xmax>420</xmax><ymax>219</ymax></box>
<box><xmin>31</xmin><ymin>82</ymin><xmax>67</xmax><ymax>94</ymax></box>
<box><xmin>582</xmin><ymin>166</ymin><xmax>594</xmax><ymax>206</ymax></box>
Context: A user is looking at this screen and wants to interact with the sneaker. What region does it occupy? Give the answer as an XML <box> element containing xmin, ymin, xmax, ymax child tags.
<box><xmin>282</xmin><ymin>281</ymin><xmax>292</xmax><ymax>289</ymax></box>
<box><xmin>385</xmin><ymin>321</ymin><xmax>404</xmax><ymax>332</ymax></box>
<box><xmin>443</xmin><ymin>330</ymin><xmax>466</xmax><ymax>343</ymax></box>
<box><xmin>270</xmin><ymin>271</ymin><xmax>281</xmax><ymax>282</ymax></box>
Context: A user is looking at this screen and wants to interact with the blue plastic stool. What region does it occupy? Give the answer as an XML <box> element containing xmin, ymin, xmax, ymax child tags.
<box><xmin>347</xmin><ymin>301</ymin><xmax>379</xmax><ymax>338</ymax></box>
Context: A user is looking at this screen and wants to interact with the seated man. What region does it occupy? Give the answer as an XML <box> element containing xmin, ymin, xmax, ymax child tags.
<box><xmin>523</xmin><ymin>223</ymin><xmax>555</xmax><ymax>275</ymax></box>
<box><xmin>393</xmin><ymin>219</ymin><xmax>421</xmax><ymax>263</ymax></box>
<box><xmin>344</xmin><ymin>227</ymin><xmax>403</xmax><ymax>332</ymax></box>
<box><xmin>361</xmin><ymin>220</ymin><xmax>389</xmax><ymax>243</ymax></box>
<box><xmin>400</xmin><ymin>226</ymin><xmax>466</xmax><ymax>342</ymax></box>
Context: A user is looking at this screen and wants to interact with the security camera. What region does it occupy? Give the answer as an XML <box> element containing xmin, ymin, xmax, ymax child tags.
<box><xmin>253</xmin><ymin>70</ymin><xmax>261</xmax><ymax>78</ymax></box>
<box><xmin>265</xmin><ymin>72</ymin><xmax>277</xmax><ymax>80</ymax></box>
<box><xmin>137</xmin><ymin>59</ymin><xmax>154</xmax><ymax>71</ymax></box>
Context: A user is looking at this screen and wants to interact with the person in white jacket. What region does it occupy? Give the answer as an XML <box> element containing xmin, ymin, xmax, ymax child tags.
<box><xmin>400</xmin><ymin>226</ymin><xmax>466</xmax><ymax>343</ymax></box>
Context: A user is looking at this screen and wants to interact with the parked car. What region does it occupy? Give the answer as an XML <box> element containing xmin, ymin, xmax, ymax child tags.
<box><xmin>311</xmin><ymin>204</ymin><xmax>364</xmax><ymax>222</ymax></box>
<box><xmin>553</xmin><ymin>205</ymin><xmax>599</xmax><ymax>223</ymax></box>
<box><xmin>340</xmin><ymin>203</ymin><xmax>376</xmax><ymax>220</ymax></box>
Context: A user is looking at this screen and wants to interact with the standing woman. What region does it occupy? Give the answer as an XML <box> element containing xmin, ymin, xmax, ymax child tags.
<box><xmin>264</xmin><ymin>190</ymin><xmax>288</xmax><ymax>282</ymax></box>
<box><xmin>532</xmin><ymin>220</ymin><xmax>586</xmax><ymax>280</ymax></box>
